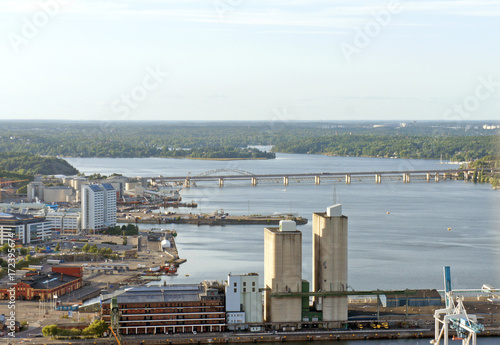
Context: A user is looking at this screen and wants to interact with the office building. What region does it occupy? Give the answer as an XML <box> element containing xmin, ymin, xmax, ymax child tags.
<box><xmin>225</xmin><ymin>273</ymin><xmax>263</xmax><ymax>330</ymax></box>
<box><xmin>264</xmin><ymin>220</ymin><xmax>302</xmax><ymax>323</ymax></box>
<box><xmin>312</xmin><ymin>204</ymin><xmax>348</xmax><ymax>326</ymax></box>
<box><xmin>0</xmin><ymin>213</ymin><xmax>52</xmax><ymax>245</ymax></box>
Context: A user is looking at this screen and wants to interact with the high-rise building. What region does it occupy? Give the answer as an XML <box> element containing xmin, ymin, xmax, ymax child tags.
<box><xmin>225</xmin><ymin>273</ymin><xmax>263</xmax><ymax>330</ymax></box>
<box><xmin>264</xmin><ymin>220</ymin><xmax>302</xmax><ymax>323</ymax></box>
<box><xmin>81</xmin><ymin>184</ymin><xmax>105</xmax><ymax>232</ymax></box>
<box><xmin>101</xmin><ymin>183</ymin><xmax>117</xmax><ymax>227</ymax></box>
<box><xmin>312</xmin><ymin>203</ymin><xmax>348</xmax><ymax>326</ymax></box>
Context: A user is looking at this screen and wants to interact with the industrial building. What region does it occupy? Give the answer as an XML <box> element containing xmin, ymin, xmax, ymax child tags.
<box><xmin>81</xmin><ymin>183</ymin><xmax>116</xmax><ymax>233</ymax></box>
<box><xmin>264</xmin><ymin>220</ymin><xmax>303</xmax><ymax>324</ymax></box>
<box><xmin>312</xmin><ymin>203</ymin><xmax>348</xmax><ymax>327</ymax></box>
<box><xmin>263</xmin><ymin>204</ymin><xmax>349</xmax><ymax>329</ymax></box>
<box><xmin>101</xmin><ymin>283</ymin><xmax>226</xmax><ymax>335</ymax></box>
<box><xmin>0</xmin><ymin>212</ymin><xmax>52</xmax><ymax>245</ymax></box>
<box><xmin>225</xmin><ymin>273</ymin><xmax>263</xmax><ymax>330</ymax></box>
<box><xmin>0</xmin><ymin>266</ymin><xmax>83</xmax><ymax>301</ymax></box>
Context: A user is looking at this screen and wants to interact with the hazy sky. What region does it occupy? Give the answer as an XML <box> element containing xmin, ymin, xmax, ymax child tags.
<box><xmin>1</xmin><ymin>0</ymin><xmax>499</xmax><ymax>122</ymax></box>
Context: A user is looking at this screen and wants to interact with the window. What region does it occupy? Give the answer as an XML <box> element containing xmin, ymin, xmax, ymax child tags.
<box><xmin>252</xmin><ymin>282</ymin><xmax>255</xmax><ymax>286</ymax></box>
<box><xmin>243</xmin><ymin>288</ymin><xmax>246</xmax><ymax>292</ymax></box>
<box><xmin>233</xmin><ymin>282</ymin><xmax>237</xmax><ymax>287</ymax></box>
<box><xmin>252</xmin><ymin>288</ymin><xmax>255</xmax><ymax>292</ymax></box>
<box><xmin>243</xmin><ymin>282</ymin><xmax>246</xmax><ymax>286</ymax></box>
<box><xmin>234</xmin><ymin>288</ymin><xmax>237</xmax><ymax>293</ymax></box>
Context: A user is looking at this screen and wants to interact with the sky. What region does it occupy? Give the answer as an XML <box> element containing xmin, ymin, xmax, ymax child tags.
<box><xmin>0</xmin><ymin>0</ymin><xmax>499</xmax><ymax>122</ymax></box>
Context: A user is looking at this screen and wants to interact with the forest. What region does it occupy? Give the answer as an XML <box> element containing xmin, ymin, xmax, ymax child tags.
<box><xmin>0</xmin><ymin>152</ymin><xmax>79</xmax><ymax>176</ymax></box>
<box><xmin>0</xmin><ymin>120</ymin><xmax>497</xmax><ymax>163</ymax></box>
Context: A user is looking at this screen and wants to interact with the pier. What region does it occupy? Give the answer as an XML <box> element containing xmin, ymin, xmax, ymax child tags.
<box><xmin>149</xmin><ymin>168</ymin><xmax>495</xmax><ymax>187</ymax></box>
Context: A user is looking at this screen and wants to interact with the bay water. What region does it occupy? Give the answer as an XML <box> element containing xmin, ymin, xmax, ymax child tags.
<box><xmin>65</xmin><ymin>154</ymin><xmax>500</xmax><ymax>345</ymax></box>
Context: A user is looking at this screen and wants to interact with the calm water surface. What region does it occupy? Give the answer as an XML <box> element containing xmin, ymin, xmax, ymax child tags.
<box><xmin>66</xmin><ymin>154</ymin><xmax>499</xmax><ymax>344</ymax></box>
<box><xmin>66</xmin><ymin>154</ymin><xmax>500</xmax><ymax>290</ymax></box>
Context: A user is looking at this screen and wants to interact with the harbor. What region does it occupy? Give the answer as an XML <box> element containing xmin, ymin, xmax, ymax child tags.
<box><xmin>117</xmin><ymin>211</ymin><xmax>308</xmax><ymax>226</ymax></box>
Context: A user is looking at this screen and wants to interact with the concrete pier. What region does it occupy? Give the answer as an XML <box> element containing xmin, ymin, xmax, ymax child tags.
<box><xmin>345</xmin><ymin>175</ymin><xmax>351</xmax><ymax>184</ymax></box>
<box><xmin>251</xmin><ymin>177</ymin><xmax>258</xmax><ymax>186</ymax></box>
<box><xmin>219</xmin><ymin>178</ymin><xmax>224</xmax><ymax>187</ymax></box>
<box><xmin>283</xmin><ymin>176</ymin><xmax>289</xmax><ymax>185</ymax></box>
<box><xmin>315</xmin><ymin>176</ymin><xmax>321</xmax><ymax>185</ymax></box>
<box><xmin>375</xmin><ymin>174</ymin><xmax>381</xmax><ymax>183</ymax></box>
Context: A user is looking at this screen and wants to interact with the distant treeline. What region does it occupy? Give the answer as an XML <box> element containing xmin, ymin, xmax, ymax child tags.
<box><xmin>272</xmin><ymin>135</ymin><xmax>498</xmax><ymax>161</ymax></box>
<box><xmin>0</xmin><ymin>121</ymin><xmax>497</xmax><ymax>161</ymax></box>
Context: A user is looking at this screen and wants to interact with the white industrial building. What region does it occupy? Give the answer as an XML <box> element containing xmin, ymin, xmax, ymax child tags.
<box><xmin>225</xmin><ymin>273</ymin><xmax>263</xmax><ymax>330</ymax></box>
<box><xmin>0</xmin><ymin>213</ymin><xmax>52</xmax><ymax>245</ymax></box>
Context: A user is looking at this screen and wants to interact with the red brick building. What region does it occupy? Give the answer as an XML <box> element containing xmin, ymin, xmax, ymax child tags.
<box><xmin>0</xmin><ymin>266</ymin><xmax>83</xmax><ymax>301</ymax></box>
<box><xmin>101</xmin><ymin>282</ymin><xmax>226</xmax><ymax>335</ymax></box>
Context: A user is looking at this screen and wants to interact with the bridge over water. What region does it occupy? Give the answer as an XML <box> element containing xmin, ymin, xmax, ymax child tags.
<box><xmin>150</xmin><ymin>168</ymin><xmax>494</xmax><ymax>187</ymax></box>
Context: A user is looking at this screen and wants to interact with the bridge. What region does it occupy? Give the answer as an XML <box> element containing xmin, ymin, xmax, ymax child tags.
<box><xmin>150</xmin><ymin>168</ymin><xmax>495</xmax><ymax>187</ymax></box>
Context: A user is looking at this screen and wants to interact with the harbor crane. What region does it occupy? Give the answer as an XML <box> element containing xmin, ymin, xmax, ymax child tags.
<box><xmin>431</xmin><ymin>266</ymin><xmax>484</xmax><ymax>345</ymax></box>
<box><xmin>0</xmin><ymin>179</ymin><xmax>30</xmax><ymax>202</ymax></box>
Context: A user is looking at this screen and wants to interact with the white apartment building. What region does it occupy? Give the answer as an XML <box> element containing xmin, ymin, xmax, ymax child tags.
<box><xmin>46</xmin><ymin>211</ymin><xmax>81</xmax><ymax>234</ymax></box>
<box><xmin>101</xmin><ymin>183</ymin><xmax>117</xmax><ymax>227</ymax></box>
<box><xmin>81</xmin><ymin>184</ymin><xmax>116</xmax><ymax>233</ymax></box>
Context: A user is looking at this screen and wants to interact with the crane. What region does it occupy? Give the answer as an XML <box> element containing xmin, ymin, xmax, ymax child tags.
<box><xmin>431</xmin><ymin>266</ymin><xmax>484</xmax><ymax>345</ymax></box>
<box><xmin>109</xmin><ymin>296</ymin><xmax>122</xmax><ymax>345</ymax></box>
<box><xmin>0</xmin><ymin>179</ymin><xmax>30</xmax><ymax>202</ymax></box>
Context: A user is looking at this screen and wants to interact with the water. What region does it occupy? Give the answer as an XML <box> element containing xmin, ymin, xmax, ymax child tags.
<box><xmin>65</xmin><ymin>154</ymin><xmax>500</xmax><ymax>345</ymax></box>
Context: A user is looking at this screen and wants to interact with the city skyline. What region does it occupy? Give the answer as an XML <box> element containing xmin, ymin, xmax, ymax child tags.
<box><xmin>1</xmin><ymin>0</ymin><xmax>499</xmax><ymax>121</ymax></box>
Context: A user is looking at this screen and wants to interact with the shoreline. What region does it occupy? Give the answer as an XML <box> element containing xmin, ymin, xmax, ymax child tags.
<box><xmin>14</xmin><ymin>328</ymin><xmax>500</xmax><ymax>344</ymax></box>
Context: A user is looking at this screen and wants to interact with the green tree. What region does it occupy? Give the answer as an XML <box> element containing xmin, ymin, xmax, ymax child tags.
<box><xmin>42</xmin><ymin>324</ymin><xmax>59</xmax><ymax>337</ymax></box>
<box><xmin>122</xmin><ymin>236</ymin><xmax>128</xmax><ymax>245</ymax></box>
<box><xmin>82</xmin><ymin>320</ymin><xmax>108</xmax><ymax>337</ymax></box>
<box><xmin>82</xmin><ymin>243</ymin><xmax>90</xmax><ymax>252</ymax></box>
<box><xmin>19</xmin><ymin>247</ymin><xmax>28</xmax><ymax>255</ymax></box>
<box><xmin>54</xmin><ymin>243</ymin><xmax>60</xmax><ymax>251</ymax></box>
<box><xmin>26</xmin><ymin>254</ymin><xmax>32</xmax><ymax>262</ymax></box>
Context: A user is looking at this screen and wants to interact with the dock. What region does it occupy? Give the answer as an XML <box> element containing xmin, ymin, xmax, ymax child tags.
<box><xmin>118</xmin><ymin>212</ymin><xmax>308</xmax><ymax>226</ymax></box>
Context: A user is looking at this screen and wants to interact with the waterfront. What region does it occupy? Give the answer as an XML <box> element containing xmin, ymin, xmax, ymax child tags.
<box><xmin>66</xmin><ymin>154</ymin><xmax>500</xmax><ymax>291</ymax></box>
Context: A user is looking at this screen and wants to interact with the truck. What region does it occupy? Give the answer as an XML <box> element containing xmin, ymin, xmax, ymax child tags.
<box><xmin>28</xmin><ymin>265</ymin><xmax>44</xmax><ymax>270</ymax></box>
<box><xmin>46</xmin><ymin>259</ymin><xmax>63</xmax><ymax>265</ymax></box>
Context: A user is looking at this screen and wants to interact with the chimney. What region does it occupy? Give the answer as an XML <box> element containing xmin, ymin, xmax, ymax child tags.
<box><xmin>60</xmin><ymin>273</ymin><xmax>63</xmax><ymax>282</ymax></box>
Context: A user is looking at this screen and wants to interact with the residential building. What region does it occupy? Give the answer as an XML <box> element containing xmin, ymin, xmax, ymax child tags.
<box><xmin>0</xmin><ymin>213</ymin><xmax>52</xmax><ymax>245</ymax></box>
<box><xmin>45</xmin><ymin>211</ymin><xmax>81</xmax><ymax>234</ymax></box>
<box><xmin>101</xmin><ymin>183</ymin><xmax>117</xmax><ymax>227</ymax></box>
